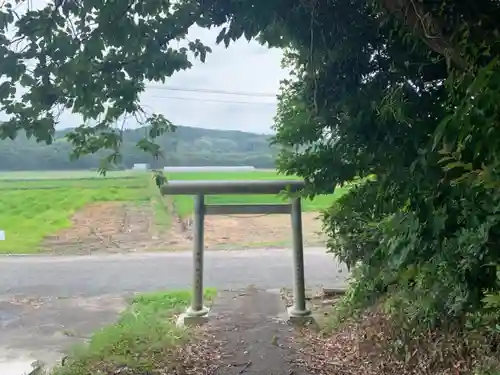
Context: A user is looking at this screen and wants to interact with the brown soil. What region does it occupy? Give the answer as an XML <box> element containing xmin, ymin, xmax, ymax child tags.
<box><xmin>41</xmin><ymin>201</ymin><xmax>327</xmax><ymax>255</ymax></box>
<box><xmin>195</xmin><ymin>211</ymin><xmax>326</xmax><ymax>249</ymax></box>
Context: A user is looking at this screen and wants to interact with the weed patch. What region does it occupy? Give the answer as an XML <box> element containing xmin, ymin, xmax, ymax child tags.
<box><xmin>51</xmin><ymin>289</ymin><xmax>218</xmax><ymax>375</ymax></box>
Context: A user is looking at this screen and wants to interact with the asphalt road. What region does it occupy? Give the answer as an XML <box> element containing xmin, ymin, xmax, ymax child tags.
<box><xmin>0</xmin><ymin>248</ymin><xmax>348</xmax><ymax>296</ymax></box>
<box><xmin>0</xmin><ymin>248</ymin><xmax>349</xmax><ymax>372</ymax></box>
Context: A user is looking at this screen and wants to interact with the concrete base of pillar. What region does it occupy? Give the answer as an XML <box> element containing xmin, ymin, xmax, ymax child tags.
<box><xmin>176</xmin><ymin>306</ymin><xmax>210</xmax><ymax>328</ymax></box>
<box><xmin>287</xmin><ymin>306</ymin><xmax>314</xmax><ymax>326</ymax></box>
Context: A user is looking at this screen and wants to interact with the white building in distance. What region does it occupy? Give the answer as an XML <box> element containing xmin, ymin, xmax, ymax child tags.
<box><xmin>132</xmin><ymin>163</ymin><xmax>150</xmax><ymax>171</ymax></box>
<box><xmin>163</xmin><ymin>166</ymin><xmax>255</xmax><ymax>173</ymax></box>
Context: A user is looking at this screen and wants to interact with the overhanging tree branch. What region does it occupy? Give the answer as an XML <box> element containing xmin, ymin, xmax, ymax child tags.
<box><xmin>379</xmin><ymin>0</ymin><xmax>469</xmax><ymax>70</ymax></box>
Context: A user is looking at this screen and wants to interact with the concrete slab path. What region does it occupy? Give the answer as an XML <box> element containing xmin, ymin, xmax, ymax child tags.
<box><xmin>208</xmin><ymin>286</ymin><xmax>311</xmax><ymax>375</ymax></box>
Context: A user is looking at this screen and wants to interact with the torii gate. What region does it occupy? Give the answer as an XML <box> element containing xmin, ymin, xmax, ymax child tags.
<box><xmin>161</xmin><ymin>179</ymin><xmax>312</xmax><ymax>326</ymax></box>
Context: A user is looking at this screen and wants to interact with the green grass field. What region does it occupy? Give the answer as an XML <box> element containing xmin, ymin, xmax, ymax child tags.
<box><xmin>0</xmin><ymin>172</ymin><xmax>152</xmax><ymax>254</ymax></box>
<box><xmin>0</xmin><ymin>170</ymin><xmax>138</xmax><ymax>180</ymax></box>
<box><xmin>0</xmin><ymin>169</ymin><xmax>346</xmax><ymax>254</ymax></box>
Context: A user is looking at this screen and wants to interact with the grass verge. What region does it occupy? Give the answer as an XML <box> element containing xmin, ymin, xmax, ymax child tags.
<box><xmin>50</xmin><ymin>289</ymin><xmax>217</xmax><ymax>375</ymax></box>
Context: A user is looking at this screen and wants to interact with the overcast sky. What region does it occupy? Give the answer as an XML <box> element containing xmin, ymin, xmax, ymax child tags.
<box><xmin>135</xmin><ymin>26</ymin><xmax>288</xmax><ymax>135</ymax></box>
<box><xmin>61</xmin><ymin>26</ymin><xmax>288</xmax><ymax>134</ymax></box>
<box><xmin>13</xmin><ymin>1</ymin><xmax>289</xmax><ymax>135</ymax></box>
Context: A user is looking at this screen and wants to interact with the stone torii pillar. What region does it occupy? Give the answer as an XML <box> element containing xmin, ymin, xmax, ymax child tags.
<box><xmin>161</xmin><ymin>179</ymin><xmax>312</xmax><ymax>326</ymax></box>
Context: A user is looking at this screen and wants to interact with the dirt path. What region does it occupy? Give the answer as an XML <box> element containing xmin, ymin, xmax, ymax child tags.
<box><xmin>41</xmin><ymin>201</ymin><xmax>327</xmax><ymax>255</ymax></box>
<box><xmin>207</xmin><ymin>287</ymin><xmax>311</xmax><ymax>375</ymax></box>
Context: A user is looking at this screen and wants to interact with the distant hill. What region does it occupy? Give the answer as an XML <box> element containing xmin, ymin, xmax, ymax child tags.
<box><xmin>0</xmin><ymin>126</ymin><xmax>277</xmax><ymax>171</ymax></box>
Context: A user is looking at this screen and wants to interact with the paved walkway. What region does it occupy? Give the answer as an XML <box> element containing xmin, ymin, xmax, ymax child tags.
<box><xmin>209</xmin><ymin>287</ymin><xmax>311</xmax><ymax>375</ymax></box>
<box><xmin>0</xmin><ymin>248</ymin><xmax>348</xmax><ymax>374</ymax></box>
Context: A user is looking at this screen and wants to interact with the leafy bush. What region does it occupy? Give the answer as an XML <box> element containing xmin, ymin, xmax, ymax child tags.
<box><xmin>323</xmin><ymin>178</ymin><xmax>500</xmax><ymax>327</ymax></box>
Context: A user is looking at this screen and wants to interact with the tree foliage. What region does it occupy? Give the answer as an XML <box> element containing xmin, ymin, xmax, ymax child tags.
<box><xmin>3</xmin><ymin>0</ymin><xmax>500</xmax><ymax>331</ymax></box>
<box><xmin>270</xmin><ymin>0</ymin><xmax>500</xmax><ymax>330</ymax></box>
<box><xmin>0</xmin><ymin>0</ymin><xmax>212</xmax><ymax>170</ymax></box>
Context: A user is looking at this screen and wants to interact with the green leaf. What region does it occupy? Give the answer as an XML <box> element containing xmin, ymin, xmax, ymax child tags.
<box><xmin>216</xmin><ymin>27</ymin><xmax>226</xmax><ymax>44</ymax></box>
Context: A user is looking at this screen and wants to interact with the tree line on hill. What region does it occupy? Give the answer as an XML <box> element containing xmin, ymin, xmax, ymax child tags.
<box><xmin>0</xmin><ymin>126</ymin><xmax>277</xmax><ymax>171</ymax></box>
